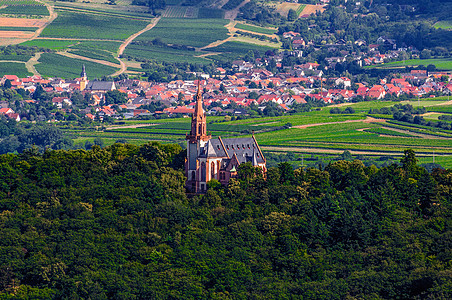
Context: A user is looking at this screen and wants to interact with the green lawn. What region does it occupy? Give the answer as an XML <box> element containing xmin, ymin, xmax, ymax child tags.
<box><xmin>136</xmin><ymin>18</ymin><xmax>229</xmax><ymax>48</ymax></box>
<box><xmin>0</xmin><ymin>62</ymin><xmax>32</xmax><ymax>77</ymax></box>
<box><xmin>0</xmin><ymin>27</ymin><xmax>39</xmax><ymax>31</ymax></box>
<box><xmin>366</xmin><ymin>58</ymin><xmax>452</xmax><ymax>70</ymax></box>
<box><xmin>235</xmin><ymin>23</ymin><xmax>276</xmax><ymax>35</ymax></box>
<box><xmin>434</xmin><ymin>20</ymin><xmax>452</xmax><ymax>29</ymax></box>
<box><xmin>35</xmin><ymin>53</ymin><xmax>118</xmax><ymax>79</ymax></box>
<box><xmin>209</xmin><ymin>41</ymin><xmax>277</xmax><ymax>56</ymax></box>
<box><xmin>20</xmin><ymin>39</ymin><xmax>80</xmax><ymax>50</ymax></box>
<box><xmin>41</xmin><ymin>10</ymin><xmax>149</xmax><ymax>40</ymax></box>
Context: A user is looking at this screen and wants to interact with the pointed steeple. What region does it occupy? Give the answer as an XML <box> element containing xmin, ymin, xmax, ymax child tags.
<box><xmin>80</xmin><ymin>65</ymin><xmax>88</xmax><ymax>91</ymax></box>
<box><xmin>187</xmin><ymin>79</ymin><xmax>210</xmax><ymax>142</ymax></box>
<box><xmin>80</xmin><ymin>64</ymin><xmax>87</xmax><ymax>78</ymax></box>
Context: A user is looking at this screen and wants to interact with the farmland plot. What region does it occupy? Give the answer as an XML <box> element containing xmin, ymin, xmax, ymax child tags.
<box><xmin>0</xmin><ymin>4</ymin><xmax>49</xmax><ymax>16</ymax></box>
<box><xmin>0</xmin><ymin>62</ymin><xmax>31</xmax><ymax>77</ymax></box>
<box><xmin>35</xmin><ymin>53</ymin><xmax>117</xmax><ymax>79</ymax></box>
<box><xmin>136</xmin><ymin>18</ymin><xmax>228</xmax><ymax>48</ymax></box>
<box><xmin>124</xmin><ymin>43</ymin><xmax>209</xmax><ymax>64</ymax></box>
<box><xmin>40</xmin><ymin>10</ymin><xmax>149</xmax><ymax>40</ymax></box>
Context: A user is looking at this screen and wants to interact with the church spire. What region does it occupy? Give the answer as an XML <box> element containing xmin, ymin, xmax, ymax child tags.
<box><xmin>80</xmin><ymin>64</ymin><xmax>87</xmax><ymax>78</ymax></box>
<box><xmin>187</xmin><ymin>79</ymin><xmax>210</xmax><ymax>142</ymax></box>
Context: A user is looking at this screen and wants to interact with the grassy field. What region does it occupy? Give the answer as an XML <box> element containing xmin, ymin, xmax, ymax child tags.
<box><xmin>20</xmin><ymin>39</ymin><xmax>80</xmax><ymax>50</ymax></box>
<box><xmin>135</xmin><ymin>18</ymin><xmax>229</xmax><ymax>48</ymax></box>
<box><xmin>0</xmin><ymin>62</ymin><xmax>31</xmax><ymax>77</ymax></box>
<box><xmin>434</xmin><ymin>20</ymin><xmax>452</xmax><ymax>29</ymax></box>
<box><xmin>40</xmin><ymin>10</ymin><xmax>149</xmax><ymax>40</ymax></box>
<box><xmin>35</xmin><ymin>53</ymin><xmax>118</xmax><ymax>79</ymax></box>
<box><xmin>0</xmin><ymin>27</ymin><xmax>39</xmax><ymax>31</ymax></box>
<box><xmin>209</xmin><ymin>41</ymin><xmax>277</xmax><ymax>56</ymax></box>
<box><xmin>235</xmin><ymin>23</ymin><xmax>276</xmax><ymax>35</ymax></box>
<box><xmin>366</xmin><ymin>58</ymin><xmax>452</xmax><ymax>70</ymax></box>
<box><xmin>0</xmin><ymin>0</ymin><xmax>40</xmax><ymax>5</ymax></box>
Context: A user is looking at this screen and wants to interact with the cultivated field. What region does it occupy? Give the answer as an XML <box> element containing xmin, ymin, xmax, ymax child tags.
<box><xmin>0</xmin><ymin>62</ymin><xmax>32</xmax><ymax>77</ymax></box>
<box><xmin>21</xmin><ymin>39</ymin><xmax>79</xmax><ymax>49</ymax></box>
<box><xmin>135</xmin><ymin>18</ymin><xmax>229</xmax><ymax>48</ymax></box>
<box><xmin>35</xmin><ymin>53</ymin><xmax>118</xmax><ymax>79</ymax></box>
<box><xmin>124</xmin><ymin>43</ymin><xmax>210</xmax><ymax>64</ymax></box>
<box><xmin>235</xmin><ymin>23</ymin><xmax>276</xmax><ymax>35</ymax></box>
<box><xmin>0</xmin><ymin>17</ymin><xmax>46</xmax><ymax>27</ymax></box>
<box><xmin>299</xmin><ymin>4</ymin><xmax>326</xmax><ymax>17</ymax></box>
<box><xmin>40</xmin><ymin>10</ymin><xmax>150</xmax><ymax>40</ymax></box>
<box><xmin>69</xmin><ymin>97</ymin><xmax>452</xmax><ymax>168</ymax></box>
<box><xmin>275</xmin><ymin>2</ymin><xmax>304</xmax><ymax>18</ymax></box>
<box><xmin>0</xmin><ymin>3</ymin><xmax>49</xmax><ymax>16</ymax></box>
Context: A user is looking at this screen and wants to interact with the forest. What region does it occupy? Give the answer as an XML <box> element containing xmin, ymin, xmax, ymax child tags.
<box><xmin>0</xmin><ymin>143</ymin><xmax>450</xmax><ymax>299</ymax></box>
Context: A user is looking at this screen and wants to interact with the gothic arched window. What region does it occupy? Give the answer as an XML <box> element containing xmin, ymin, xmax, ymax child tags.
<box><xmin>211</xmin><ymin>161</ymin><xmax>215</xmax><ymax>178</ymax></box>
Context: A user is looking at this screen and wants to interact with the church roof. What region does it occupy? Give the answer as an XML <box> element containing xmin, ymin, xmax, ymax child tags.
<box><xmin>200</xmin><ymin>137</ymin><xmax>265</xmax><ymax>165</ymax></box>
<box><xmin>86</xmin><ymin>81</ymin><xmax>116</xmax><ymax>91</ymax></box>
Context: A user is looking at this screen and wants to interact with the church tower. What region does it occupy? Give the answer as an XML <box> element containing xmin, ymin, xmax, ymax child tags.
<box><xmin>80</xmin><ymin>64</ymin><xmax>88</xmax><ymax>91</ymax></box>
<box><xmin>186</xmin><ymin>80</ymin><xmax>211</xmax><ymax>193</ymax></box>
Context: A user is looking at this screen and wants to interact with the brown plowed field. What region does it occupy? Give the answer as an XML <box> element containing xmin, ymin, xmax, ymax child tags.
<box><xmin>0</xmin><ymin>17</ymin><xmax>47</xmax><ymax>27</ymax></box>
<box><xmin>300</xmin><ymin>4</ymin><xmax>326</xmax><ymax>16</ymax></box>
<box><xmin>0</xmin><ymin>31</ymin><xmax>34</xmax><ymax>38</ymax></box>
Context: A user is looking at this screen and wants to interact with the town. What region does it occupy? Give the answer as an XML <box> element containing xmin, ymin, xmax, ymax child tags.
<box><xmin>1</xmin><ymin>57</ymin><xmax>451</xmax><ymax>123</ymax></box>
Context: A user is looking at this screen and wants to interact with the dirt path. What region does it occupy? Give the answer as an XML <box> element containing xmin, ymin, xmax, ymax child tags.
<box><xmin>112</xmin><ymin>16</ymin><xmax>161</xmax><ymax>76</ymax></box>
<box><xmin>57</xmin><ymin>51</ymin><xmax>121</xmax><ymax>68</ymax></box>
<box><xmin>429</xmin><ymin>99</ymin><xmax>452</xmax><ymax>106</ymax></box>
<box><xmin>199</xmin><ymin>20</ymin><xmax>235</xmax><ymax>50</ymax></box>
<box><xmin>32</xmin><ymin>0</ymin><xmax>58</xmax><ymax>39</ymax></box>
<box><xmin>25</xmin><ymin>52</ymin><xmax>42</xmax><ymax>76</ymax></box>
<box><xmin>105</xmin><ymin>124</ymin><xmax>157</xmax><ymax>130</ymax></box>
<box><xmin>224</xmin><ymin>0</ymin><xmax>250</xmax><ymax>20</ymax></box>
<box><xmin>293</xmin><ymin>116</ymin><xmax>386</xmax><ymax>129</ymax></box>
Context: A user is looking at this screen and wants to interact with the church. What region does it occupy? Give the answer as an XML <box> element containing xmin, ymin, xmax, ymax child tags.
<box><xmin>185</xmin><ymin>82</ymin><xmax>266</xmax><ymax>193</ymax></box>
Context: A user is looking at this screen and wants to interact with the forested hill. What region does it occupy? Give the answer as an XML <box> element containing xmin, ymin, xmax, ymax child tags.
<box><xmin>0</xmin><ymin>144</ymin><xmax>451</xmax><ymax>299</ymax></box>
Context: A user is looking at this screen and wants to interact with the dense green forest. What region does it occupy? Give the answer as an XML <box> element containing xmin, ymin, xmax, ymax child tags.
<box><xmin>0</xmin><ymin>144</ymin><xmax>451</xmax><ymax>299</ymax></box>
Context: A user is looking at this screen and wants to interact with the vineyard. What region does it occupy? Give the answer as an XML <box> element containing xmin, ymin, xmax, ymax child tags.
<box><xmin>0</xmin><ymin>0</ymin><xmax>49</xmax><ymax>16</ymax></box>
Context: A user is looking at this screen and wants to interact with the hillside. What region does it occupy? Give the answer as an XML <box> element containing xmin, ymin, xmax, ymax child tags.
<box><xmin>0</xmin><ymin>144</ymin><xmax>450</xmax><ymax>298</ymax></box>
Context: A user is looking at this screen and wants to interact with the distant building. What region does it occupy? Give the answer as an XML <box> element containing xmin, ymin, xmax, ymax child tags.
<box><xmin>185</xmin><ymin>82</ymin><xmax>266</xmax><ymax>193</ymax></box>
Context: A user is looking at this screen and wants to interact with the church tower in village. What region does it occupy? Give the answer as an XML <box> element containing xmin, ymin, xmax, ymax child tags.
<box><xmin>186</xmin><ymin>81</ymin><xmax>211</xmax><ymax>192</ymax></box>
<box><xmin>185</xmin><ymin>80</ymin><xmax>266</xmax><ymax>193</ymax></box>
<box><xmin>80</xmin><ymin>65</ymin><xmax>88</xmax><ymax>91</ymax></box>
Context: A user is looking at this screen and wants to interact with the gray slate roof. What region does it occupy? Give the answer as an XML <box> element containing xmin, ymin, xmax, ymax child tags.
<box><xmin>200</xmin><ymin>137</ymin><xmax>265</xmax><ymax>165</ymax></box>
<box><xmin>86</xmin><ymin>81</ymin><xmax>116</xmax><ymax>91</ymax></box>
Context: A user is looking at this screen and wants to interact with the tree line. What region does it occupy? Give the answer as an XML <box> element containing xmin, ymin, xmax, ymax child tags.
<box><xmin>0</xmin><ymin>143</ymin><xmax>450</xmax><ymax>299</ymax></box>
